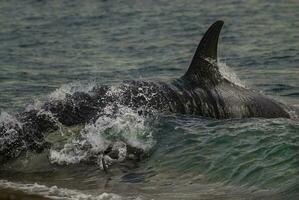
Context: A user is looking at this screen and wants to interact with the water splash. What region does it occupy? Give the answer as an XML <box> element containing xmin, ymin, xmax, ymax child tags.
<box><xmin>49</xmin><ymin>104</ymin><xmax>154</xmax><ymax>167</ymax></box>
<box><xmin>49</xmin><ymin>82</ymin><xmax>97</xmax><ymax>101</ymax></box>
<box><xmin>0</xmin><ymin>112</ymin><xmax>24</xmax><ymax>153</ymax></box>
<box><xmin>218</xmin><ymin>61</ymin><xmax>245</xmax><ymax>87</ymax></box>
<box><xmin>0</xmin><ymin>112</ymin><xmax>22</xmax><ymax>129</ymax></box>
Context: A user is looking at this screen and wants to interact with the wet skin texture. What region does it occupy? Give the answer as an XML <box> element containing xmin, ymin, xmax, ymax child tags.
<box><xmin>0</xmin><ymin>21</ymin><xmax>298</xmax><ymax>163</ymax></box>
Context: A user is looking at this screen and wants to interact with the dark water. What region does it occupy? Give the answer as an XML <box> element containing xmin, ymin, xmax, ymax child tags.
<box><xmin>0</xmin><ymin>0</ymin><xmax>299</xmax><ymax>199</ymax></box>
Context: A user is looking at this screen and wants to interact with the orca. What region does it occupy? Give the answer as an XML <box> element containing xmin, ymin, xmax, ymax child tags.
<box><xmin>1</xmin><ymin>20</ymin><xmax>298</xmax><ymax>164</ymax></box>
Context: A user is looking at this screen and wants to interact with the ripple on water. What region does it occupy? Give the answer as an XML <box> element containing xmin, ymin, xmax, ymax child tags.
<box><xmin>0</xmin><ymin>0</ymin><xmax>299</xmax><ymax>199</ymax></box>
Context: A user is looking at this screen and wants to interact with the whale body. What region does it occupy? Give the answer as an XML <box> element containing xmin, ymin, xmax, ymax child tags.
<box><xmin>1</xmin><ymin>20</ymin><xmax>298</xmax><ymax>164</ymax></box>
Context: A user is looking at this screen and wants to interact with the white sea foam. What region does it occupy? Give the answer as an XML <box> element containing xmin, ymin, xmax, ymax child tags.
<box><xmin>49</xmin><ymin>142</ymin><xmax>89</xmax><ymax>165</ymax></box>
<box><xmin>106</xmin><ymin>84</ymin><xmax>124</xmax><ymax>97</ymax></box>
<box><xmin>287</xmin><ymin>109</ymin><xmax>299</xmax><ymax>119</ymax></box>
<box><xmin>25</xmin><ymin>99</ymin><xmax>44</xmax><ymax>111</ymax></box>
<box><xmin>0</xmin><ymin>179</ymin><xmax>122</xmax><ymax>200</ymax></box>
<box><xmin>0</xmin><ymin>112</ymin><xmax>23</xmax><ymax>148</ymax></box>
<box><xmin>23</xmin><ymin>82</ymin><xmax>98</xmax><ymax>112</ymax></box>
<box><xmin>49</xmin><ymin>86</ymin><xmax>155</xmax><ymax>167</ymax></box>
<box><xmin>0</xmin><ymin>111</ymin><xmax>22</xmax><ymax>129</ymax></box>
<box><xmin>49</xmin><ymin>82</ymin><xmax>97</xmax><ymax>101</ymax></box>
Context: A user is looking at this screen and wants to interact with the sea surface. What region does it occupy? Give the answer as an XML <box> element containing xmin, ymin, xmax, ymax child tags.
<box><xmin>0</xmin><ymin>0</ymin><xmax>299</xmax><ymax>199</ymax></box>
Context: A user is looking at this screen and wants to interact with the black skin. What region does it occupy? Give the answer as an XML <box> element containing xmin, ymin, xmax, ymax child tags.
<box><xmin>1</xmin><ymin>77</ymin><xmax>298</xmax><ymax>163</ymax></box>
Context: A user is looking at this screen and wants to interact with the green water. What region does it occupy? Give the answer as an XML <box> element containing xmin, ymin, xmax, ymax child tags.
<box><xmin>0</xmin><ymin>0</ymin><xmax>299</xmax><ymax>199</ymax></box>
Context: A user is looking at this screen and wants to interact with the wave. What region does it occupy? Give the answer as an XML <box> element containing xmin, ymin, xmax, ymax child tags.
<box><xmin>49</xmin><ymin>104</ymin><xmax>155</xmax><ymax>169</ymax></box>
<box><xmin>0</xmin><ymin>180</ymin><xmax>122</xmax><ymax>200</ymax></box>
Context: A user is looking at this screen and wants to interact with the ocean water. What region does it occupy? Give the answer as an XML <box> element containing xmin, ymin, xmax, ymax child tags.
<box><xmin>0</xmin><ymin>0</ymin><xmax>299</xmax><ymax>199</ymax></box>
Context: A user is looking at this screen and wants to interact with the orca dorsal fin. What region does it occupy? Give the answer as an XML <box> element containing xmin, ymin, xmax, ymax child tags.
<box><xmin>182</xmin><ymin>20</ymin><xmax>224</xmax><ymax>86</ymax></box>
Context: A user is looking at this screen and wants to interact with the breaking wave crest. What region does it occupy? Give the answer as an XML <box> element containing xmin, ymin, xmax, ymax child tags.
<box><xmin>49</xmin><ymin>85</ymin><xmax>155</xmax><ymax>167</ymax></box>
<box><xmin>0</xmin><ymin>180</ymin><xmax>122</xmax><ymax>200</ymax></box>
<box><xmin>1</xmin><ymin>82</ymin><xmax>156</xmax><ymax>170</ymax></box>
<box><xmin>0</xmin><ymin>112</ymin><xmax>24</xmax><ymax>159</ymax></box>
<box><xmin>0</xmin><ymin>112</ymin><xmax>22</xmax><ymax>130</ymax></box>
<box><xmin>49</xmin><ymin>82</ymin><xmax>97</xmax><ymax>101</ymax></box>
